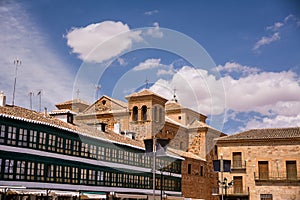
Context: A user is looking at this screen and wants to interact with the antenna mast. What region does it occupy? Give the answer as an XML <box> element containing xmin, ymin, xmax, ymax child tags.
<box><xmin>28</xmin><ymin>91</ymin><xmax>34</xmax><ymax>110</ymax></box>
<box><xmin>37</xmin><ymin>90</ymin><xmax>42</xmax><ymax>112</ymax></box>
<box><xmin>12</xmin><ymin>59</ymin><xmax>21</xmax><ymax>106</ymax></box>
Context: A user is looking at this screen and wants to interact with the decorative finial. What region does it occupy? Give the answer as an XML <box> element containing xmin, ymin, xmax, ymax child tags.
<box><xmin>145</xmin><ymin>77</ymin><xmax>149</xmax><ymax>89</ymax></box>
<box><xmin>173</xmin><ymin>88</ymin><xmax>178</xmax><ymax>102</ymax></box>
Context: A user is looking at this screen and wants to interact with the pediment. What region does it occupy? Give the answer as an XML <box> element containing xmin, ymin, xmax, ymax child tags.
<box><xmin>83</xmin><ymin>95</ymin><xmax>127</xmax><ymax>114</ymax></box>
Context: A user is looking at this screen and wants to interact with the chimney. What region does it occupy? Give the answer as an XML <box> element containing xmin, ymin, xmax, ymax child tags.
<box><xmin>0</xmin><ymin>91</ymin><xmax>6</xmax><ymax>107</ymax></box>
<box><xmin>44</xmin><ymin>107</ymin><xmax>48</xmax><ymax>117</ymax></box>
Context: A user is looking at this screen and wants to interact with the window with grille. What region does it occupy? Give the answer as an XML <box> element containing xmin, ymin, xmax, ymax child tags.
<box><xmin>38</xmin><ymin>132</ymin><xmax>46</xmax><ymax>150</ymax></box>
<box><xmin>27</xmin><ymin>161</ymin><xmax>35</xmax><ymax>181</ymax></box>
<box><xmin>36</xmin><ymin>163</ymin><xmax>44</xmax><ymax>181</ymax></box>
<box><xmin>4</xmin><ymin>159</ymin><xmax>14</xmax><ymax>179</ymax></box>
<box><xmin>0</xmin><ymin>125</ymin><xmax>5</xmax><ymax>144</ymax></box>
<box><xmin>16</xmin><ymin>160</ymin><xmax>26</xmax><ymax>180</ymax></box>
<box><xmin>260</xmin><ymin>194</ymin><xmax>272</xmax><ymax>200</ymax></box>
<box><xmin>18</xmin><ymin>128</ymin><xmax>28</xmax><ymax>147</ymax></box>
<box><xmin>65</xmin><ymin>138</ymin><xmax>72</xmax><ymax>154</ymax></box>
<box><xmin>29</xmin><ymin>130</ymin><xmax>37</xmax><ymax>148</ymax></box>
<box><xmin>7</xmin><ymin>126</ymin><xmax>17</xmax><ymax>145</ymax></box>
<box><xmin>48</xmin><ymin>134</ymin><xmax>56</xmax><ymax>151</ymax></box>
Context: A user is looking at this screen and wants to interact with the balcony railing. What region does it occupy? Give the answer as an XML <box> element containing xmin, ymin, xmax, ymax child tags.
<box><xmin>254</xmin><ymin>171</ymin><xmax>300</xmax><ymax>182</ymax></box>
<box><xmin>232</xmin><ymin>160</ymin><xmax>246</xmax><ymax>169</ymax></box>
<box><xmin>231</xmin><ymin>160</ymin><xmax>246</xmax><ymax>173</ymax></box>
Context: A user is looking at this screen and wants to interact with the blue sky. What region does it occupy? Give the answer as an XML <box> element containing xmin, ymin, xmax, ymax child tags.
<box><xmin>1</xmin><ymin>0</ymin><xmax>300</xmax><ymax>134</ymax></box>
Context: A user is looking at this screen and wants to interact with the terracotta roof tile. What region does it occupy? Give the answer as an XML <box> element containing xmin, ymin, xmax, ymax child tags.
<box><xmin>0</xmin><ymin>105</ymin><xmax>144</xmax><ymax>149</ymax></box>
<box><xmin>55</xmin><ymin>98</ymin><xmax>90</xmax><ymax>106</ymax></box>
<box><xmin>125</xmin><ymin>89</ymin><xmax>167</xmax><ymax>101</ymax></box>
<box><xmin>167</xmin><ymin>148</ymin><xmax>206</xmax><ymax>161</ymax></box>
<box><xmin>216</xmin><ymin>127</ymin><xmax>300</xmax><ymax>142</ymax></box>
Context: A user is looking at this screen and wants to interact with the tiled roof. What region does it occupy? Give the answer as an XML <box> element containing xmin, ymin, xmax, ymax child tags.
<box><xmin>168</xmin><ymin>148</ymin><xmax>206</xmax><ymax>161</ymax></box>
<box><xmin>50</xmin><ymin>109</ymin><xmax>77</xmax><ymax>115</ymax></box>
<box><xmin>216</xmin><ymin>127</ymin><xmax>300</xmax><ymax>142</ymax></box>
<box><xmin>187</xmin><ymin>119</ymin><xmax>209</xmax><ymax>129</ymax></box>
<box><xmin>55</xmin><ymin>98</ymin><xmax>90</xmax><ymax>106</ymax></box>
<box><xmin>0</xmin><ymin>105</ymin><xmax>144</xmax><ymax>149</ymax></box>
<box><xmin>102</xmin><ymin>95</ymin><xmax>128</xmax><ymax>108</ymax></box>
<box><xmin>125</xmin><ymin>89</ymin><xmax>167</xmax><ymax>101</ymax></box>
<box><xmin>165</xmin><ymin>101</ymin><xmax>183</xmax><ymax>110</ymax></box>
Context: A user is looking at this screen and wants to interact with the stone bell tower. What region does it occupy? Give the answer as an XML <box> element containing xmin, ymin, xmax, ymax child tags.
<box><xmin>125</xmin><ymin>89</ymin><xmax>168</xmax><ymax>141</ymax></box>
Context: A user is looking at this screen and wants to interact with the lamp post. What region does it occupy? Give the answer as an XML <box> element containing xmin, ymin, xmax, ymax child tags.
<box><xmin>160</xmin><ymin>167</ymin><xmax>163</xmax><ymax>200</ymax></box>
<box><xmin>214</xmin><ymin>153</ymin><xmax>233</xmax><ymax>200</ymax></box>
<box><xmin>144</xmin><ymin>137</ymin><xmax>170</xmax><ymax>200</ymax></box>
<box><xmin>153</xmin><ymin>136</ymin><xmax>156</xmax><ymax>200</ymax></box>
<box><xmin>220</xmin><ymin>153</ymin><xmax>224</xmax><ymax>200</ymax></box>
<box><xmin>159</xmin><ymin>164</ymin><xmax>165</xmax><ymax>200</ymax></box>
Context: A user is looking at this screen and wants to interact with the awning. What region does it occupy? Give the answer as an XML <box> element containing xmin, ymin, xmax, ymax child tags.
<box><xmin>115</xmin><ymin>193</ymin><xmax>148</xmax><ymax>199</ymax></box>
<box><xmin>166</xmin><ymin>196</ymin><xmax>184</xmax><ymax>200</ymax></box>
<box><xmin>81</xmin><ymin>194</ymin><xmax>106</xmax><ymax>199</ymax></box>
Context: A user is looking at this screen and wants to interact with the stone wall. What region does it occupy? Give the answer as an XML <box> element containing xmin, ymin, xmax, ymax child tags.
<box><xmin>217</xmin><ymin>140</ymin><xmax>300</xmax><ymax>200</ymax></box>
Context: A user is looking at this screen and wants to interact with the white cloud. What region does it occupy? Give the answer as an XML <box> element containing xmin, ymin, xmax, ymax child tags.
<box><xmin>144</xmin><ymin>10</ymin><xmax>159</xmax><ymax>16</ymax></box>
<box><xmin>117</xmin><ymin>57</ymin><xmax>127</xmax><ymax>66</ymax></box>
<box><xmin>144</xmin><ymin>22</ymin><xmax>163</xmax><ymax>38</ymax></box>
<box><xmin>266</xmin><ymin>22</ymin><xmax>284</xmax><ymax>31</ymax></box>
<box><xmin>0</xmin><ymin>1</ymin><xmax>74</xmax><ymax>111</ymax></box>
<box><xmin>150</xmin><ymin>66</ymin><xmax>225</xmax><ymax>116</ymax></box>
<box><xmin>216</xmin><ymin>62</ymin><xmax>261</xmax><ymax>76</ymax></box>
<box><xmin>222</xmin><ymin>70</ymin><xmax>300</xmax><ymax>114</ymax></box>
<box><xmin>253</xmin><ymin>32</ymin><xmax>280</xmax><ymax>50</ymax></box>
<box><xmin>132</xmin><ymin>58</ymin><xmax>175</xmax><ymax>77</ymax></box>
<box><xmin>284</xmin><ymin>14</ymin><xmax>295</xmax><ymax>23</ymax></box>
<box><xmin>150</xmin><ymin>62</ymin><xmax>300</xmax><ymax>129</ymax></box>
<box><xmin>157</xmin><ymin>68</ymin><xmax>175</xmax><ymax>76</ymax></box>
<box><xmin>253</xmin><ymin>14</ymin><xmax>300</xmax><ymax>51</ymax></box>
<box><xmin>245</xmin><ymin>114</ymin><xmax>300</xmax><ymax>130</ymax></box>
<box><xmin>65</xmin><ymin>21</ymin><xmax>143</xmax><ymax>63</ymax></box>
<box><xmin>133</xmin><ymin>58</ymin><xmax>163</xmax><ymax>71</ymax></box>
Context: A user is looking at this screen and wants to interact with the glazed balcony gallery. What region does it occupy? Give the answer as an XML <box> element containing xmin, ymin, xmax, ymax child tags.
<box><xmin>0</xmin><ymin>108</ymin><xmax>182</xmax><ymax>194</ymax></box>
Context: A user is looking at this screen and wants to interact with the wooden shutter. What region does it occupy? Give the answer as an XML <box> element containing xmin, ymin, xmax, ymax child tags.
<box><xmin>286</xmin><ymin>161</ymin><xmax>297</xmax><ymax>180</ymax></box>
<box><xmin>233</xmin><ymin>176</ymin><xmax>243</xmax><ymax>194</ymax></box>
<box><xmin>233</xmin><ymin>152</ymin><xmax>242</xmax><ymax>168</ymax></box>
<box><xmin>258</xmin><ymin>161</ymin><xmax>269</xmax><ymax>180</ymax></box>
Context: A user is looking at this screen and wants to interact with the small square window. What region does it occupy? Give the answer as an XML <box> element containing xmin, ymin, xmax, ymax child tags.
<box><xmin>260</xmin><ymin>194</ymin><xmax>272</xmax><ymax>200</ymax></box>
